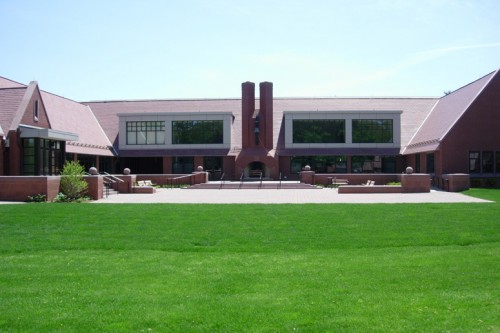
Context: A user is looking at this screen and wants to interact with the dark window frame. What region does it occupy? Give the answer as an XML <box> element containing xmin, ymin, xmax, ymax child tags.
<box><xmin>171</xmin><ymin>120</ymin><xmax>223</xmax><ymax>145</ymax></box>
<box><xmin>292</xmin><ymin>119</ymin><xmax>345</xmax><ymax>144</ymax></box>
<box><xmin>126</xmin><ymin>121</ymin><xmax>165</xmax><ymax>145</ymax></box>
<box><xmin>352</xmin><ymin>119</ymin><xmax>393</xmax><ymax>143</ymax></box>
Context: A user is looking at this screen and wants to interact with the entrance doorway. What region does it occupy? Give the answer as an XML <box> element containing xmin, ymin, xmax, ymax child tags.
<box><xmin>204</xmin><ymin>156</ymin><xmax>223</xmax><ymax>181</ymax></box>
<box><xmin>246</xmin><ymin>161</ymin><xmax>266</xmax><ymax>178</ymax></box>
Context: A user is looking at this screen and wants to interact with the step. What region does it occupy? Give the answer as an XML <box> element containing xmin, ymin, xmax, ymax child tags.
<box><xmin>188</xmin><ymin>181</ymin><xmax>321</xmax><ymax>190</ymax></box>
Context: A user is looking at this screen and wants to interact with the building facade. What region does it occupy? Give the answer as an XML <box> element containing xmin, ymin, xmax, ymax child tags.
<box><xmin>1</xmin><ymin>69</ymin><xmax>500</xmax><ymax>183</ymax></box>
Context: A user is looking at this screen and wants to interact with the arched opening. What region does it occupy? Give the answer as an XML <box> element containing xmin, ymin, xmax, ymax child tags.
<box><xmin>245</xmin><ymin>161</ymin><xmax>267</xmax><ymax>178</ymax></box>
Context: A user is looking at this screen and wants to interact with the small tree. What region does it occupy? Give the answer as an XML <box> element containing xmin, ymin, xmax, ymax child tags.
<box><xmin>59</xmin><ymin>161</ymin><xmax>88</xmax><ymax>201</ymax></box>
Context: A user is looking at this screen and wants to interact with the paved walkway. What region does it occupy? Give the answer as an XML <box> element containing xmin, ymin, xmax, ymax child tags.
<box><xmin>92</xmin><ymin>188</ymin><xmax>491</xmax><ymax>204</ymax></box>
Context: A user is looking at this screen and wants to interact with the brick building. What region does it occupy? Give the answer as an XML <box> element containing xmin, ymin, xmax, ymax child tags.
<box><xmin>1</xmin><ymin>69</ymin><xmax>499</xmax><ymax>183</ymax></box>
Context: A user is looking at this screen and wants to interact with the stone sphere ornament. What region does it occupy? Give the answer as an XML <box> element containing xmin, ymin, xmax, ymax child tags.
<box><xmin>89</xmin><ymin>167</ymin><xmax>98</xmax><ymax>175</ymax></box>
<box><xmin>304</xmin><ymin>165</ymin><xmax>311</xmax><ymax>171</ymax></box>
<box><xmin>123</xmin><ymin>168</ymin><xmax>131</xmax><ymax>175</ymax></box>
<box><xmin>405</xmin><ymin>166</ymin><xmax>414</xmax><ymax>174</ymax></box>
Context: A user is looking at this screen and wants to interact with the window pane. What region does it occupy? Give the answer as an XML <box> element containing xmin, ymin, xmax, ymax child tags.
<box><xmin>469</xmin><ymin>151</ymin><xmax>480</xmax><ymax>173</ymax></box>
<box><xmin>127</xmin><ymin>132</ymin><xmax>136</xmax><ymax>145</ymax></box>
<box><xmin>482</xmin><ymin>151</ymin><xmax>494</xmax><ymax>173</ymax></box>
<box><xmin>290</xmin><ymin>155</ymin><xmax>346</xmax><ymax>173</ymax></box>
<box><xmin>126</xmin><ymin>121</ymin><xmax>165</xmax><ymax>145</ymax></box>
<box><xmin>496</xmin><ymin>152</ymin><xmax>500</xmax><ymax>174</ymax></box>
<box><xmin>172</xmin><ymin>120</ymin><xmax>223</xmax><ymax>144</ymax></box>
<box><xmin>352</xmin><ymin>119</ymin><xmax>393</xmax><ymax>143</ymax></box>
<box><xmin>292</xmin><ymin>120</ymin><xmax>345</xmax><ymax>143</ymax></box>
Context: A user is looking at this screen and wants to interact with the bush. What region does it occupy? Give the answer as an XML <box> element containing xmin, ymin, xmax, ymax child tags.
<box><xmin>26</xmin><ymin>193</ymin><xmax>47</xmax><ymax>203</ymax></box>
<box><xmin>58</xmin><ymin>161</ymin><xmax>88</xmax><ymax>201</ymax></box>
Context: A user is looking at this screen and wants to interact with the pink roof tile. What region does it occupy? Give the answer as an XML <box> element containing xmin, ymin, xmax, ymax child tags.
<box><xmin>86</xmin><ymin>97</ymin><xmax>437</xmax><ymax>154</ymax></box>
<box><xmin>0</xmin><ymin>87</ymin><xmax>27</xmax><ymax>133</ymax></box>
<box><xmin>273</xmin><ymin>97</ymin><xmax>438</xmax><ymax>150</ymax></box>
<box><xmin>403</xmin><ymin>70</ymin><xmax>497</xmax><ymax>154</ymax></box>
<box><xmin>85</xmin><ymin>99</ymin><xmax>241</xmax><ymax>151</ymax></box>
<box><xmin>41</xmin><ymin>92</ymin><xmax>114</xmax><ymax>156</ymax></box>
<box><xmin>0</xmin><ymin>76</ymin><xmax>26</xmax><ymax>89</ymax></box>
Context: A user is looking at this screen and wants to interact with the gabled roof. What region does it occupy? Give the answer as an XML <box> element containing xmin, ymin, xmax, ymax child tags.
<box><xmin>85</xmin><ymin>99</ymin><xmax>241</xmax><ymax>151</ymax></box>
<box><xmin>273</xmin><ymin>97</ymin><xmax>438</xmax><ymax>151</ymax></box>
<box><xmin>86</xmin><ymin>97</ymin><xmax>438</xmax><ymax>155</ymax></box>
<box><xmin>0</xmin><ymin>87</ymin><xmax>27</xmax><ymax>133</ymax></box>
<box><xmin>41</xmin><ymin>91</ymin><xmax>114</xmax><ymax>156</ymax></box>
<box><xmin>403</xmin><ymin>69</ymin><xmax>498</xmax><ymax>154</ymax></box>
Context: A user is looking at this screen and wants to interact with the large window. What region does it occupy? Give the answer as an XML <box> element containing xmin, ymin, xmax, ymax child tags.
<box><xmin>351</xmin><ymin>156</ymin><xmax>374</xmax><ymax>173</ymax></box>
<box><xmin>172</xmin><ymin>156</ymin><xmax>194</xmax><ymax>174</ymax></box>
<box><xmin>352</xmin><ymin>119</ymin><xmax>393</xmax><ymax>143</ymax></box>
<box><xmin>469</xmin><ymin>151</ymin><xmax>499</xmax><ymax>174</ymax></box>
<box><xmin>291</xmin><ymin>156</ymin><xmax>347</xmax><ymax>173</ymax></box>
<box><xmin>22</xmin><ymin>138</ymin><xmax>36</xmax><ymax>175</ymax></box>
<box><xmin>22</xmin><ymin>138</ymin><xmax>64</xmax><ymax>175</ymax></box>
<box><xmin>126</xmin><ymin>121</ymin><xmax>165</xmax><ymax>145</ymax></box>
<box><xmin>172</xmin><ymin>120</ymin><xmax>223</xmax><ymax>144</ymax></box>
<box><xmin>292</xmin><ymin>119</ymin><xmax>345</xmax><ymax>143</ymax></box>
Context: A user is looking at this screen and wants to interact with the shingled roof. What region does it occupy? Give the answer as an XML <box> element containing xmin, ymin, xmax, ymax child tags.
<box><xmin>0</xmin><ymin>76</ymin><xmax>25</xmax><ymax>89</ymax></box>
<box><xmin>41</xmin><ymin>91</ymin><xmax>114</xmax><ymax>156</ymax></box>
<box><xmin>403</xmin><ymin>69</ymin><xmax>498</xmax><ymax>155</ymax></box>
<box><xmin>0</xmin><ymin>87</ymin><xmax>27</xmax><ymax>133</ymax></box>
<box><xmin>86</xmin><ymin>96</ymin><xmax>438</xmax><ymax>155</ymax></box>
<box><xmin>85</xmin><ymin>99</ymin><xmax>241</xmax><ymax>152</ymax></box>
<box><xmin>0</xmin><ymin>76</ymin><xmax>113</xmax><ymax>156</ymax></box>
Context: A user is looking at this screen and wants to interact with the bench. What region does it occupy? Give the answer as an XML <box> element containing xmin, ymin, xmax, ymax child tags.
<box><xmin>330</xmin><ymin>177</ymin><xmax>349</xmax><ymax>187</ymax></box>
<box><xmin>133</xmin><ymin>180</ymin><xmax>156</xmax><ymax>193</ymax></box>
<box><xmin>249</xmin><ymin>170</ymin><xmax>263</xmax><ymax>178</ymax></box>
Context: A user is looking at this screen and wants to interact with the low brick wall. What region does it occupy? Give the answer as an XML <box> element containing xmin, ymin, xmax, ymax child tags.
<box><xmin>84</xmin><ymin>176</ymin><xmax>104</xmax><ymax>200</ymax></box>
<box><xmin>302</xmin><ymin>173</ymin><xmax>401</xmax><ymax>186</ymax></box>
<box><xmin>338</xmin><ymin>185</ymin><xmax>403</xmax><ymax>194</ymax></box>
<box><xmin>132</xmin><ymin>186</ymin><xmax>156</xmax><ymax>194</ymax></box>
<box><xmin>0</xmin><ymin>176</ymin><xmax>61</xmax><ymax>202</ymax></box>
<box><xmin>440</xmin><ymin>174</ymin><xmax>470</xmax><ymax>192</ymax></box>
<box><xmin>300</xmin><ymin>172</ymin><xmax>431</xmax><ymax>194</ymax></box>
<box><xmin>0</xmin><ymin>176</ymin><xmax>104</xmax><ymax>202</ymax></box>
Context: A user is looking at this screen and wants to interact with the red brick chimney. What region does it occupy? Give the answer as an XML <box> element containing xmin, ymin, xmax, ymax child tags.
<box><xmin>241</xmin><ymin>81</ymin><xmax>255</xmax><ymax>148</ymax></box>
<box><xmin>259</xmin><ymin>82</ymin><xmax>273</xmax><ymax>150</ymax></box>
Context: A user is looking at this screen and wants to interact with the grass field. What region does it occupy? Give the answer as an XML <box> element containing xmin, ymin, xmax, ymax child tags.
<box><xmin>0</xmin><ymin>189</ymin><xmax>499</xmax><ymax>332</ymax></box>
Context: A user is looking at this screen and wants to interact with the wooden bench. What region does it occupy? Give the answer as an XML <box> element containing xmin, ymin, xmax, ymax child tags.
<box><xmin>133</xmin><ymin>180</ymin><xmax>156</xmax><ymax>193</ymax></box>
<box><xmin>330</xmin><ymin>177</ymin><xmax>349</xmax><ymax>187</ymax></box>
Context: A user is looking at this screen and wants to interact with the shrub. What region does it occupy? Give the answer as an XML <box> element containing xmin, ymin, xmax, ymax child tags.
<box><xmin>26</xmin><ymin>193</ymin><xmax>47</xmax><ymax>203</ymax></box>
<box><xmin>59</xmin><ymin>161</ymin><xmax>88</xmax><ymax>201</ymax></box>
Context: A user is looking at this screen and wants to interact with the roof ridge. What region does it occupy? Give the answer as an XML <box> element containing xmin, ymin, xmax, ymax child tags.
<box><xmin>0</xmin><ymin>76</ymin><xmax>27</xmax><ymax>87</ymax></box>
<box><xmin>438</xmin><ymin>69</ymin><xmax>498</xmax><ymax>142</ymax></box>
<box><xmin>82</xmin><ymin>97</ymin><xmax>241</xmax><ymax>103</ymax></box>
<box><xmin>440</xmin><ymin>69</ymin><xmax>498</xmax><ymax>98</ymax></box>
<box><xmin>0</xmin><ymin>86</ymin><xmax>27</xmax><ymax>91</ymax></box>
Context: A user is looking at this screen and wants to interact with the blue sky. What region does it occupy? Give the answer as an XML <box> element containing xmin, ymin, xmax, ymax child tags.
<box><xmin>1</xmin><ymin>0</ymin><xmax>499</xmax><ymax>101</ymax></box>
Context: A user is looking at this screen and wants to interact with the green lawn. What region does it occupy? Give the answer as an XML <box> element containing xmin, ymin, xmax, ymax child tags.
<box><xmin>0</xmin><ymin>189</ymin><xmax>499</xmax><ymax>332</ymax></box>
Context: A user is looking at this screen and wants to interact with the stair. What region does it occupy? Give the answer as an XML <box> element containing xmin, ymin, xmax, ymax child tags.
<box><xmin>103</xmin><ymin>184</ymin><xmax>119</xmax><ymax>197</ymax></box>
<box><xmin>188</xmin><ymin>181</ymin><xmax>321</xmax><ymax>190</ymax></box>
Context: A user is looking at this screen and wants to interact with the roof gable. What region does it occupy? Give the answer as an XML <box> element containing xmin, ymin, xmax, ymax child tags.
<box><xmin>9</xmin><ymin>82</ymin><xmax>51</xmax><ymax>131</ymax></box>
<box><xmin>403</xmin><ymin>70</ymin><xmax>497</xmax><ymax>154</ymax></box>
